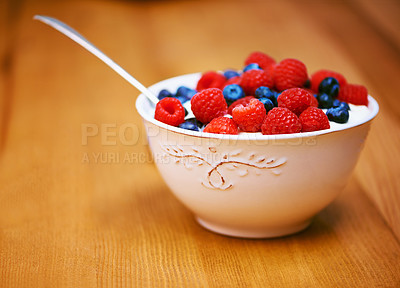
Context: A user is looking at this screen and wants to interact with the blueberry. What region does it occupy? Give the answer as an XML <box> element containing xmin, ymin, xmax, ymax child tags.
<box><xmin>318</xmin><ymin>77</ymin><xmax>339</xmax><ymax>97</ymax></box>
<box><xmin>223</xmin><ymin>84</ymin><xmax>245</xmax><ymax>105</ymax></box>
<box><xmin>326</xmin><ymin>107</ymin><xmax>349</xmax><ymax>123</ymax></box>
<box><xmin>243</xmin><ymin>63</ymin><xmax>261</xmax><ymax>72</ymax></box>
<box><xmin>158</xmin><ymin>89</ymin><xmax>173</xmax><ymax>100</ymax></box>
<box><xmin>255</xmin><ymin>86</ymin><xmax>277</xmax><ymax>106</ymax></box>
<box><xmin>178</xmin><ymin>118</ymin><xmax>203</xmax><ymax>132</ymax></box>
<box><xmin>258</xmin><ymin>97</ymin><xmax>274</xmax><ymax>113</ymax></box>
<box><xmin>223</xmin><ymin>69</ymin><xmax>240</xmax><ymax>79</ymax></box>
<box><xmin>255</xmin><ymin>86</ymin><xmax>274</xmax><ymax>98</ymax></box>
<box><xmin>174</xmin><ymin>95</ymin><xmax>189</xmax><ymax>104</ymax></box>
<box><xmin>176</xmin><ymin>86</ymin><xmax>196</xmax><ymax>99</ymax></box>
<box><xmin>332</xmin><ymin>99</ymin><xmax>350</xmax><ymax>110</ymax></box>
<box><xmin>332</xmin><ymin>99</ymin><xmax>340</xmax><ymax>107</ymax></box>
<box><xmin>317</xmin><ymin>93</ymin><xmax>334</xmax><ymax>109</ymax></box>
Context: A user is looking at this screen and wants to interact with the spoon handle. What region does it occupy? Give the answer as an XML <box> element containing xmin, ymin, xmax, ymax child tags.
<box><xmin>33</xmin><ymin>15</ymin><xmax>159</xmax><ymax>105</ymax></box>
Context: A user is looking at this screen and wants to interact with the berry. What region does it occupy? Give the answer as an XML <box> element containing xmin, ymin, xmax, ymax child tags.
<box><xmin>244</xmin><ymin>51</ymin><xmax>276</xmax><ymax>70</ymax></box>
<box><xmin>178</xmin><ymin>117</ymin><xmax>203</xmax><ymax>132</ymax></box>
<box><xmin>223</xmin><ymin>84</ymin><xmax>245</xmax><ymax>105</ymax></box>
<box><xmin>158</xmin><ymin>89</ymin><xmax>173</xmax><ymax>100</ymax></box>
<box><xmin>337</xmin><ymin>84</ymin><xmax>368</xmax><ymax>106</ymax></box>
<box><xmin>299</xmin><ymin>107</ymin><xmax>330</xmax><ymax>132</ymax></box>
<box><xmin>203</xmin><ymin>116</ymin><xmax>238</xmax><ymax>135</ymax></box>
<box><xmin>310</xmin><ymin>93</ymin><xmax>319</xmax><ymax>107</ymax></box>
<box><xmin>154</xmin><ymin>97</ymin><xmax>185</xmax><ymax>127</ymax></box>
<box><xmin>240</xmin><ymin>69</ymin><xmax>273</xmax><ymax>95</ymax></box>
<box><xmin>310</xmin><ymin>69</ymin><xmax>347</xmax><ymax>92</ymax></box>
<box><xmin>175</xmin><ymin>95</ymin><xmax>189</xmax><ymax>104</ymax></box>
<box><xmin>277</xmin><ymin>88</ymin><xmax>318</xmax><ymax>116</ymax></box>
<box><xmin>317</xmin><ymin>93</ymin><xmax>334</xmax><ymax>109</ymax></box>
<box><xmin>153</xmin><ymin>52</ymin><xmax>373</xmax><ymax>135</ymax></box>
<box><xmin>228</xmin><ymin>96</ymin><xmax>255</xmax><ymax>115</ymax></box>
<box><xmin>223</xmin><ymin>70</ymin><xmax>240</xmax><ymax>79</ymax></box>
<box><xmin>232</xmin><ymin>99</ymin><xmax>267</xmax><ymax>132</ymax></box>
<box><xmin>254</xmin><ymin>86</ymin><xmax>274</xmax><ymax>98</ymax></box>
<box><xmin>333</xmin><ymin>99</ymin><xmax>350</xmax><ymax>110</ymax></box>
<box><xmin>191</xmin><ymin>88</ymin><xmax>228</xmax><ymax>124</ymax></box>
<box><xmin>254</xmin><ymin>86</ymin><xmax>277</xmax><ymax>106</ymax></box>
<box><xmin>258</xmin><ymin>98</ymin><xmax>274</xmax><ymax>113</ymax></box>
<box><xmin>261</xmin><ymin>107</ymin><xmax>302</xmax><ymax>135</ymax></box>
<box><xmin>318</xmin><ymin>77</ymin><xmax>339</xmax><ymax>97</ymax></box>
<box><xmin>196</xmin><ymin>71</ymin><xmax>226</xmax><ymax>91</ymax></box>
<box><xmin>243</xmin><ymin>63</ymin><xmax>261</xmax><ymax>72</ymax></box>
<box><xmin>273</xmin><ymin>58</ymin><xmax>308</xmax><ymax>91</ymax></box>
<box><xmin>176</xmin><ymin>86</ymin><xmax>196</xmax><ymax>99</ymax></box>
<box><xmin>266</xmin><ymin>63</ymin><xmax>276</xmax><ymax>77</ymax></box>
<box><xmin>223</xmin><ymin>75</ymin><xmax>242</xmax><ymax>88</ymax></box>
<box><xmin>326</xmin><ymin>107</ymin><xmax>349</xmax><ymax>123</ymax></box>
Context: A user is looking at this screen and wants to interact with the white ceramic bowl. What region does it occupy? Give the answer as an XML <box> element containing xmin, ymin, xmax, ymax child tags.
<box><xmin>136</xmin><ymin>73</ymin><xmax>379</xmax><ymax>238</ymax></box>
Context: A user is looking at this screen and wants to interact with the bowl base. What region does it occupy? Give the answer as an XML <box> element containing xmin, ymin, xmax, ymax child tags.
<box><xmin>196</xmin><ymin>217</ymin><xmax>312</xmax><ymax>239</ymax></box>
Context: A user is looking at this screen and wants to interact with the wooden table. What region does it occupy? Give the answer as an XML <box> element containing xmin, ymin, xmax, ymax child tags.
<box><xmin>1</xmin><ymin>0</ymin><xmax>399</xmax><ymax>286</ymax></box>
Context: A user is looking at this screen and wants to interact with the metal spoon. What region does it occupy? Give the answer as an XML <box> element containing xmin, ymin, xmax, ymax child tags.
<box><xmin>33</xmin><ymin>15</ymin><xmax>160</xmax><ymax>105</ymax></box>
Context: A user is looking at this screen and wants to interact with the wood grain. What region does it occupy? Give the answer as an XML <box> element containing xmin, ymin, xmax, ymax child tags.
<box><xmin>0</xmin><ymin>0</ymin><xmax>9</xmax><ymax>149</ymax></box>
<box><xmin>0</xmin><ymin>0</ymin><xmax>399</xmax><ymax>287</ymax></box>
<box><xmin>296</xmin><ymin>0</ymin><xmax>400</xmax><ymax>241</ymax></box>
<box><xmin>0</xmin><ymin>0</ymin><xmax>5</xmax><ymax>144</ymax></box>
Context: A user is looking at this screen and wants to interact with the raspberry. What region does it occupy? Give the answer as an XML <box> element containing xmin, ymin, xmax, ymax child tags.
<box><xmin>273</xmin><ymin>58</ymin><xmax>308</xmax><ymax>91</ymax></box>
<box><xmin>266</xmin><ymin>63</ymin><xmax>276</xmax><ymax>76</ymax></box>
<box><xmin>244</xmin><ymin>51</ymin><xmax>276</xmax><ymax>70</ymax></box>
<box><xmin>196</xmin><ymin>71</ymin><xmax>226</xmax><ymax>91</ymax></box>
<box><xmin>223</xmin><ymin>75</ymin><xmax>242</xmax><ymax>88</ymax></box>
<box><xmin>240</xmin><ymin>69</ymin><xmax>273</xmax><ymax>95</ymax></box>
<box><xmin>310</xmin><ymin>69</ymin><xmax>347</xmax><ymax>92</ymax></box>
<box><xmin>203</xmin><ymin>116</ymin><xmax>239</xmax><ymax>135</ymax></box>
<box><xmin>277</xmin><ymin>88</ymin><xmax>318</xmax><ymax>116</ymax></box>
<box><xmin>337</xmin><ymin>84</ymin><xmax>368</xmax><ymax>106</ymax></box>
<box><xmin>261</xmin><ymin>107</ymin><xmax>302</xmax><ymax>135</ymax></box>
<box><xmin>310</xmin><ymin>93</ymin><xmax>319</xmax><ymax>107</ymax></box>
<box><xmin>154</xmin><ymin>97</ymin><xmax>185</xmax><ymax>127</ymax></box>
<box><xmin>302</xmin><ymin>88</ymin><xmax>318</xmax><ymax>107</ymax></box>
<box><xmin>191</xmin><ymin>88</ymin><xmax>228</xmax><ymax>123</ymax></box>
<box><xmin>304</xmin><ymin>88</ymin><xmax>317</xmax><ymax>96</ymax></box>
<box><xmin>228</xmin><ymin>96</ymin><xmax>255</xmax><ymax>114</ymax></box>
<box><xmin>232</xmin><ymin>99</ymin><xmax>267</xmax><ymax>132</ymax></box>
<box><xmin>299</xmin><ymin>107</ymin><xmax>330</xmax><ymax>132</ymax></box>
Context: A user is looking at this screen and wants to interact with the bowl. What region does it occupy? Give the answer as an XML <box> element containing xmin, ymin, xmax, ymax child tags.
<box><xmin>136</xmin><ymin>73</ymin><xmax>379</xmax><ymax>238</ymax></box>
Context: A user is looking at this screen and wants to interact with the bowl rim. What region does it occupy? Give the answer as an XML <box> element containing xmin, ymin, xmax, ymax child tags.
<box><xmin>135</xmin><ymin>73</ymin><xmax>379</xmax><ymax>140</ymax></box>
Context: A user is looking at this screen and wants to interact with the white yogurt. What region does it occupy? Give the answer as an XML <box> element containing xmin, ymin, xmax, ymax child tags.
<box><xmin>325</xmin><ymin>104</ymin><xmax>370</xmax><ymax>132</ymax></box>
